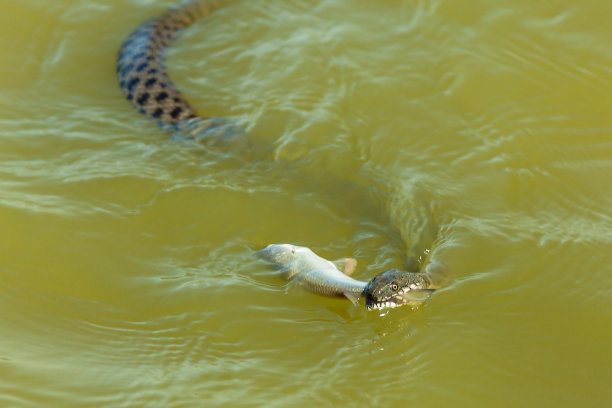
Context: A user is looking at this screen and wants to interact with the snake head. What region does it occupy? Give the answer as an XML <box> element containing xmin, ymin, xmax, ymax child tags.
<box><xmin>364</xmin><ymin>269</ymin><xmax>434</xmax><ymax>311</ymax></box>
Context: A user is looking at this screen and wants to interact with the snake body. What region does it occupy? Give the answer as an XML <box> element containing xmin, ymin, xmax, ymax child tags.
<box><xmin>117</xmin><ymin>0</ymin><xmax>230</xmax><ymax>136</ymax></box>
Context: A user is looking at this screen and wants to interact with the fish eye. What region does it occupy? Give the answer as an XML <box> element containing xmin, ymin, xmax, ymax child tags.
<box><xmin>390</xmin><ymin>283</ymin><xmax>398</xmax><ymax>291</ymax></box>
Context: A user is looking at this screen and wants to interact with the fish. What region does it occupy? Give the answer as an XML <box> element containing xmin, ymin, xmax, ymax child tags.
<box><xmin>257</xmin><ymin>244</ymin><xmax>435</xmax><ymax>310</ymax></box>
<box><xmin>257</xmin><ymin>243</ymin><xmax>365</xmax><ymax>305</ymax></box>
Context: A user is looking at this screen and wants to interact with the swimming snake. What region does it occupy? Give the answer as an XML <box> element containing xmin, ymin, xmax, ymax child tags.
<box><xmin>117</xmin><ymin>0</ymin><xmax>436</xmax><ymax>309</ymax></box>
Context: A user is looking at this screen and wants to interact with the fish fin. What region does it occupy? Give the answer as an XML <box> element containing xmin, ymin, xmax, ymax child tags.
<box><xmin>402</xmin><ymin>289</ymin><xmax>435</xmax><ymax>302</ymax></box>
<box><xmin>343</xmin><ymin>291</ymin><xmax>360</xmax><ymax>305</ymax></box>
<box><xmin>333</xmin><ymin>258</ymin><xmax>357</xmax><ymax>275</ymax></box>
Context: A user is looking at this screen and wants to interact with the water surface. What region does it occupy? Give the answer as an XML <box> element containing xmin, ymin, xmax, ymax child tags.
<box><xmin>1</xmin><ymin>0</ymin><xmax>611</xmax><ymax>406</ymax></box>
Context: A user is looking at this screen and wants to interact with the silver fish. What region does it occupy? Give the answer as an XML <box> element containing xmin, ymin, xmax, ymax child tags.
<box><xmin>257</xmin><ymin>244</ymin><xmax>365</xmax><ymax>304</ymax></box>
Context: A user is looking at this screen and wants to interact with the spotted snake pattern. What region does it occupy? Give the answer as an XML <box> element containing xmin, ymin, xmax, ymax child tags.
<box><xmin>117</xmin><ymin>0</ymin><xmax>229</xmax><ymax>135</ymax></box>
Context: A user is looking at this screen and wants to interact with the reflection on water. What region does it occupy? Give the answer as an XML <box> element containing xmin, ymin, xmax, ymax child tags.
<box><xmin>1</xmin><ymin>0</ymin><xmax>611</xmax><ymax>406</ymax></box>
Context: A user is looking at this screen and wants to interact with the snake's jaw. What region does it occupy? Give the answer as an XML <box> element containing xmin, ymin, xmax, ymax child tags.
<box><xmin>365</xmin><ymin>296</ymin><xmax>403</xmax><ymax>311</ymax></box>
<box><xmin>364</xmin><ymin>269</ymin><xmax>434</xmax><ymax>311</ymax></box>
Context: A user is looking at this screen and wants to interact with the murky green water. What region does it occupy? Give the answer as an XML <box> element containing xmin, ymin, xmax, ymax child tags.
<box><xmin>1</xmin><ymin>0</ymin><xmax>611</xmax><ymax>406</ymax></box>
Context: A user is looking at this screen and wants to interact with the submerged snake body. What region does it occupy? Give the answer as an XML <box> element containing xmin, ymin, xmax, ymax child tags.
<box><xmin>117</xmin><ymin>0</ymin><xmax>229</xmax><ymax>135</ymax></box>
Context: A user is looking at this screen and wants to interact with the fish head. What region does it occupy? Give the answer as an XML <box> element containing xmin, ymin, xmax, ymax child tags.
<box><xmin>256</xmin><ymin>243</ymin><xmax>309</xmax><ymax>267</ymax></box>
<box><xmin>364</xmin><ymin>269</ymin><xmax>434</xmax><ymax>311</ymax></box>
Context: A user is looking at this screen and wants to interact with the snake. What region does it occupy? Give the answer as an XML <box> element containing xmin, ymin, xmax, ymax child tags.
<box><xmin>117</xmin><ymin>0</ymin><xmax>436</xmax><ymax>310</ymax></box>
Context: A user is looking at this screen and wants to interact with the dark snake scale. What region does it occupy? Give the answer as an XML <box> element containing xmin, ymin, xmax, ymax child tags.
<box><xmin>117</xmin><ymin>0</ymin><xmax>229</xmax><ymax>135</ymax></box>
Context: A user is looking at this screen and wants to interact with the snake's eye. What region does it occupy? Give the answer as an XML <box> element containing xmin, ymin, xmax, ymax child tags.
<box><xmin>390</xmin><ymin>283</ymin><xmax>398</xmax><ymax>291</ymax></box>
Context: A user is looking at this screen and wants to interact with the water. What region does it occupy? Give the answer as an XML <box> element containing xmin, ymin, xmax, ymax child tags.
<box><xmin>1</xmin><ymin>0</ymin><xmax>611</xmax><ymax>406</ymax></box>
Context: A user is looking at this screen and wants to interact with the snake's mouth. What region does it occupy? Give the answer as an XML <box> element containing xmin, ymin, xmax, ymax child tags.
<box><xmin>365</xmin><ymin>288</ymin><xmax>414</xmax><ymax>311</ymax></box>
<box><xmin>365</xmin><ymin>287</ymin><xmax>435</xmax><ymax>310</ymax></box>
<box><xmin>365</xmin><ymin>299</ymin><xmax>402</xmax><ymax>311</ymax></box>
